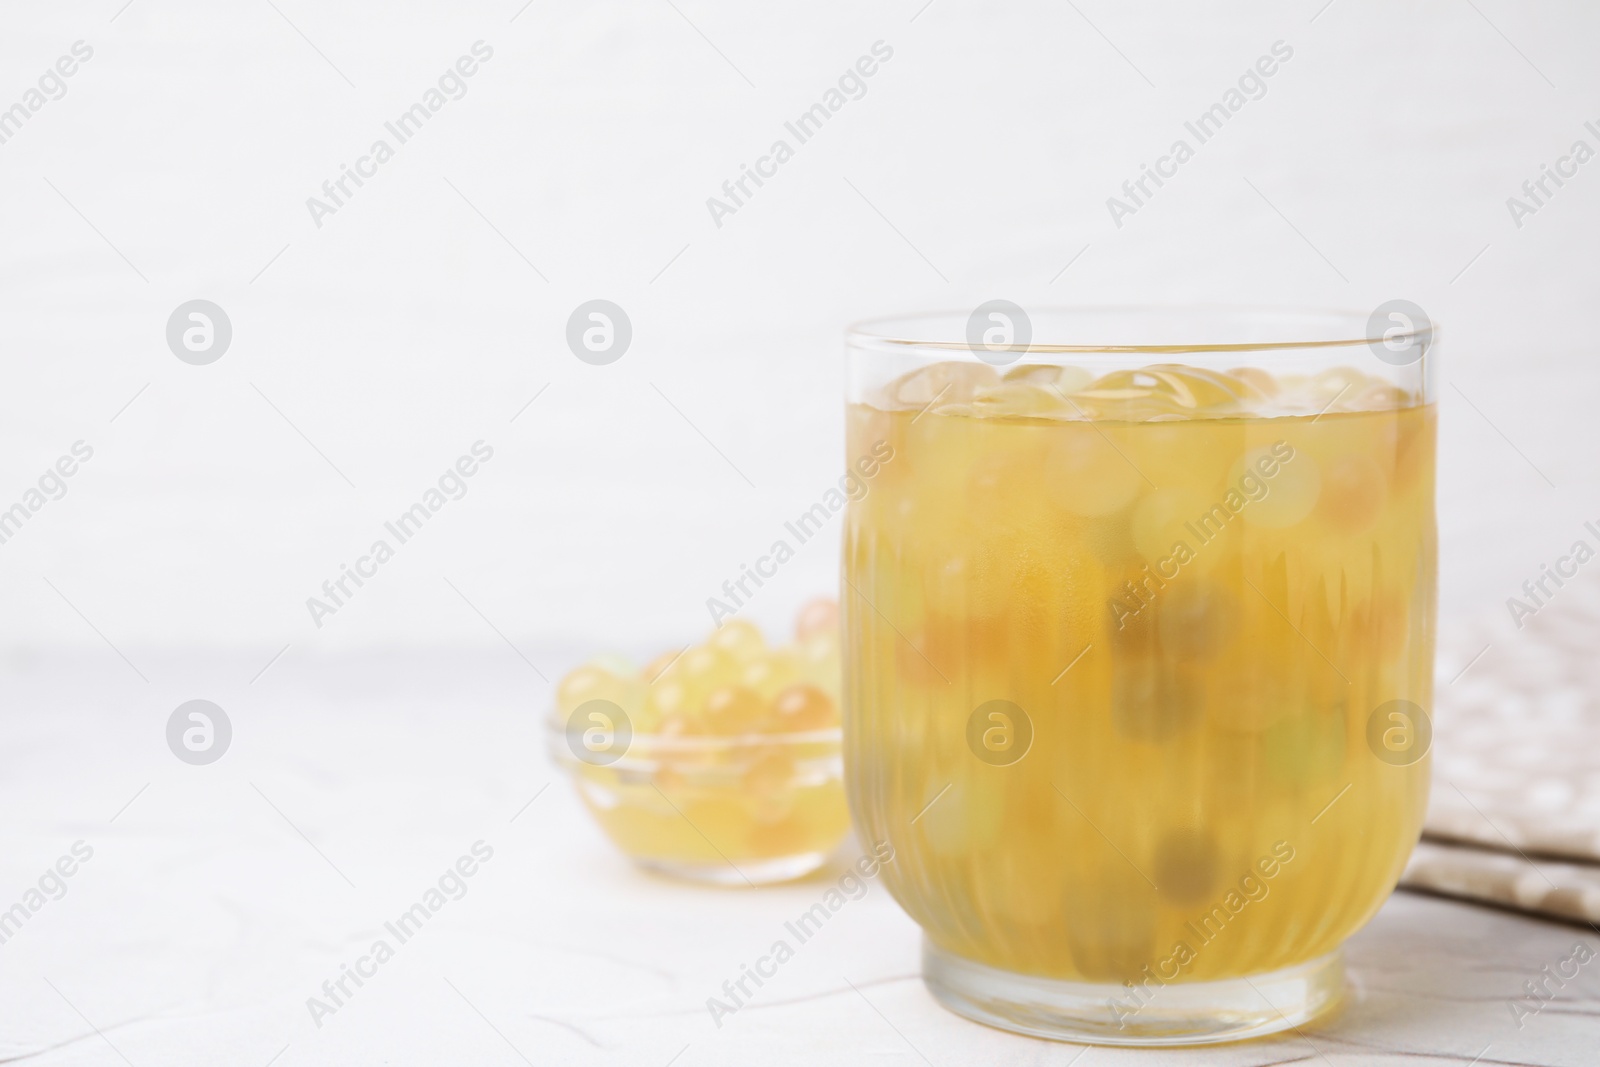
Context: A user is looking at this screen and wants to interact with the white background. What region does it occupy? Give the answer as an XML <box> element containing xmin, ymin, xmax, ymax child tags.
<box><xmin>1</xmin><ymin>0</ymin><xmax>1595</xmax><ymax>665</ymax></box>
<box><xmin>3</xmin><ymin>2</ymin><xmax>1598</xmax><ymax>1065</ymax></box>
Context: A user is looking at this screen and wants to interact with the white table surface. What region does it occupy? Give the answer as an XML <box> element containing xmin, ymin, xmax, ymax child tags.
<box><xmin>3</xmin><ymin>649</ymin><xmax>1593</xmax><ymax>1067</ymax></box>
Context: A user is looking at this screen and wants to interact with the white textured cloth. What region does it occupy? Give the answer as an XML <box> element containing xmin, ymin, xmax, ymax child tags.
<box><xmin>1405</xmin><ymin>840</ymin><xmax>1600</xmax><ymax>926</ymax></box>
<box><xmin>1402</xmin><ymin>572</ymin><xmax>1600</xmax><ymax>925</ymax></box>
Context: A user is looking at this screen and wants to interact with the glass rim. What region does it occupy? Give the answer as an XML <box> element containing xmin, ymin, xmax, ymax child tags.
<box><xmin>845</xmin><ymin>304</ymin><xmax>1438</xmax><ymax>356</ymax></box>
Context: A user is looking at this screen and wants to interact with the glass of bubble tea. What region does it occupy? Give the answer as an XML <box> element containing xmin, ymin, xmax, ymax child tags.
<box><xmin>840</xmin><ymin>306</ymin><xmax>1436</xmax><ymax>1046</ymax></box>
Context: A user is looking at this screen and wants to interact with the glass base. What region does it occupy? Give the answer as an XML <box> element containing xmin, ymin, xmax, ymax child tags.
<box><xmin>922</xmin><ymin>939</ymin><xmax>1342</xmax><ymax>1047</ymax></box>
<box><xmin>635</xmin><ymin>851</ymin><xmax>828</xmax><ymax>886</ymax></box>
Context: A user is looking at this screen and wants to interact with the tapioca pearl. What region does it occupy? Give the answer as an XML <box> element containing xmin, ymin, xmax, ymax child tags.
<box><xmin>1156</xmin><ymin>583</ymin><xmax>1239</xmax><ymax>662</ymax></box>
<box><xmin>769</xmin><ymin>683</ymin><xmax>838</xmax><ymax>732</ymax></box>
<box><xmin>971</xmin><ymin>382</ymin><xmax>1066</xmax><ymax>419</ymax></box>
<box><xmin>677</xmin><ymin>644</ymin><xmax>739</xmax><ymax>707</ymax></box>
<box><xmin>739</xmin><ymin>650</ymin><xmax>800</xmax><ymax>700</ymax></box>
<box><xmin>679</xmin><ymin>644</ymin><xmax>736</xmax><ymax>684</ymax></box>
<box><xmin>1234</xmin><ymin>445</ymin><xmax>1321</xmax><ymax>529</ymax></box>
<box><xmin>1312</xmin><ymin>366</ymin><xmax>1369</xmax><ymax>408</ymax></box>
<box><xmin>658</xmin><ymin>708</ymin><xmax>705</xmax><ymax>742</ymax></box>
<box><xmin>1109</xmin><ymin>659</ymin><xmax>1205</xmax><ymax>741</ymax></box>
<box><xmin>1056</xmin><ymin>365</ymin><xmax>1095</xmax><ymax>394</ymax></box>
<box><xmin>557</xmin><ymin>664</ymin><xmax>627</xmax><ymax>716</ymax></box>
<box><xmin>941</xmin><ymin>361</ymin><xmax>1005</xmax><ymax>401</ymax></box>
<box><xmin>1131</xmin><ymin>488</ymin><xmax>1213</xmax><ymax>564</ymax></box>
<box><xmin>1153</xmin><ymin>828</ymin><xmax>1221</xmax><ymax>905</ymax></box>
<box><xmin>1001</xmin><ymin>362</ymin><xmax>1097</xmax><ymax>395</ymax></box>
<box><xmin>640</xmin><ymin>649</ymin><xmax>682</xmax><ymax>684</ymax></box>
<box><xmin>794</xmin><ymin>597</ymin><xmax>839</xmax><ymax>641</ymax></box>
<box><xmin>1352</xmin><ymin>382</ymin><xmax>1413</xmax><ymax>411</ymax></box>
<box><xmin>1001</xmin><ymin>363</ymin><xmax>1061</xmax><ymax>385</ymax></box>
<box><xmin>651</xmin><ymin>712</ymin><xmax>712</xmax><ymax>789</ymax></box>
<box><xmin>1046</xmin><ymin>429</ymin><xmax>1141</xmax><ymax>517</ymax></box>
<box><xmin>643</xmin><ymin>675</ymin><xmax>691</xmax><ymax>727</ymax></box>
<box><xmin>1076</xmin><ymin>366</ymin><xmax>1258</xmax><ymax>420</ymax></box>
<box><xmin>555</xmin><ymin>664</ymin><xmax>604</xmax><ymax>714</ymax></box>
<box><xmin>1074</xmin><ymin>368</ymin><xmax>1172</xmax><ymax>405</ymax></box>
<box><xmin>1062</xmin><ymin>864</ymin><xmax>1157</xmax><ymax>981</ymax></box>
<box><xmin>920</xmin><ymin>781</ymin><xmax>1005</xmax><ymax>857</ymax></box>
<box><xmin>703</xmin><ymin>685</ymin><xmax>767</xmax><ymax>735</ymax></box>
<box><xmin>709</xmin><ymin>618</ymin><xmax>766</xmax><ymax>662</ymax></box>
<box><xmin>1229</xmin><ymin>366</ymin><xmax>1279</xmax><ymax>400</ymax></box>
<box><xmin>1160</xmin><ymin>366</ymin><xmax>1272</xmax><ymax>411</ymax></box>
<box><xmin>1315</xmin><ymin>453</ymin><xmax>1389</xmax><ymax>533</ymax></box>
<box><xmin>889</xmin><ymin>360</ymin><xmax>1001</xmax><ymax>409</ymax></box>
<box><xmin>1262</xmin><ymin>712</ymin><xmax>1347</xmax><ymax>787</ymax></box>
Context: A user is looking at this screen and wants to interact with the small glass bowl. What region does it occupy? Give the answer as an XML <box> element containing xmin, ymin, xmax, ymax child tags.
<box><xmin>546</xmin><ymin>713</ymin><xmax>849</xmax><ymax>885</ymax></box>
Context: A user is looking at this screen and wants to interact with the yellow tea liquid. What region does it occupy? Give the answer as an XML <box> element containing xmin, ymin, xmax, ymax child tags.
<box><xmin>843</xmin><ymin>363</ymin><xmax>1434</xmax><ymax>983</ymax></box>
